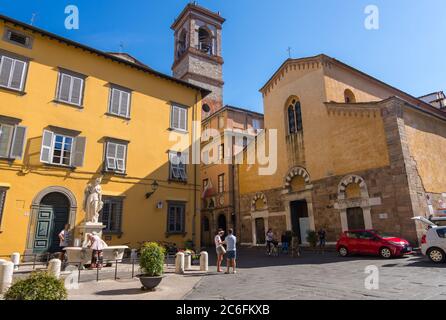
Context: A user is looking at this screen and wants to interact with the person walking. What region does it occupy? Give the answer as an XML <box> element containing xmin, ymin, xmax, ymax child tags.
<box><xmin>266</xmin><ymin>228</ymin><xmax>274</xmax><ymax>255</ymax></box>
<box><xmin>318</xmin><ymin>227</ymin><xmax>327</xmax><ymax>254</ymax></box>
<box><xmin>58</xmin><ymin>224</ymin><xmax>71</xmax><ymax>263</ymax></box>
<box><xmin>224</xmin><ymin>229</ymin><xmax>237</xmax><ymax>274</ymax></box>
<box><xmin>215</xmin><ymin>229</ymin><xmax>226</xmax><ymax>273</ymax></box>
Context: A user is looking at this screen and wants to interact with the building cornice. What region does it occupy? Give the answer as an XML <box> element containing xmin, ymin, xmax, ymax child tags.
<box><xmin>171</xmin><ymin>3</ymin><xmax>225</xmax><ymax>30</ymax></box>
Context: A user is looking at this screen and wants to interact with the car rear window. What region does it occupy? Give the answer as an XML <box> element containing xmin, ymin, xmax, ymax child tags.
<box><xmin>436</xmin><ymin>228</ymin><xmax>446</xmax><ymax>238</ymax></box>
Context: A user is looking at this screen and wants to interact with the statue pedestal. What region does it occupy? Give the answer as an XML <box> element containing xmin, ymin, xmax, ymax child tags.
<box><xmin>77</xmin><ymin>223</ymin><xmax>106</xmax><ymax>247</ymax></box>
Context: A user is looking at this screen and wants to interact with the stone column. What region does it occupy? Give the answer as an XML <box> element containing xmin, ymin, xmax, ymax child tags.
<box><xmin>200</xmin><ymin>252</ymin><xmax>208</xmax><ymax>272</ymax></box>
<box><xmin>175</xmin><ymin>252</ymin><xmax>185</xmax><ymax>274</ymax></box>
<box><xmin>11</xmin><ymin>253</ymin><xmax>20</xmax><ymax>271</ymax></box>
<box><xmin>0</xmin><ymin>261</ymin><xmax>14</xmax><ymax>294</ymax></box>
<box><xmin>184</xmin><ymin>253</ymin><xmax>192</xmax><ymax>270</ymax></box>
<box><xmin>48</xmin><ymin>259</ymin><xmax>62</xmax><ymax>279</ymax></box>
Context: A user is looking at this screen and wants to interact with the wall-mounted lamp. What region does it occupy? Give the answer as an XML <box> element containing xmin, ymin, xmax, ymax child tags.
<box><xmin>145</xmin><ymin>180</ymin><xmax>159</xmax><ymax>199</ymax></box>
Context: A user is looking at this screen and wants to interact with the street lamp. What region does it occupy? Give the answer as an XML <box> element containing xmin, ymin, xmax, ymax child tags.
<box><xmin>145</xmin><ymin>180</ymin><xmax>159</xmax><ymax>199</ymax></box>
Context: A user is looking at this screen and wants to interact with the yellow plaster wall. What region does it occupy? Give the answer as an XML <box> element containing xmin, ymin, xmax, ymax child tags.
<box><xmin>0</xmin><ymin>21</ymin><xmax>202</xmax><ymax>255</ymax></box>
<box><xmin>239</xmin><ymin>61</ymin><xmax>390</xmax><ymax>196</ymax></box>
<box><xmin>404</xmin><ymin>108</ymin><xmax>446</xmax><ymax>194</ymax></box>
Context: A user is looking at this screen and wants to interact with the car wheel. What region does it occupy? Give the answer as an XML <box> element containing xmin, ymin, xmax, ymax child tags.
<box><xmin>427</xmin><ymin>248</ymin><xmax>445</xmax><ymax>263</ymax></box>
<box><xmin>338</xmin><ymin>246</ymin><xmax>348</xmax><ymax>257</ymax></box>
<box><xmin>379</xmin><ymin>247</ymin><xmax>392</xmax><ymax>259</ymax></box>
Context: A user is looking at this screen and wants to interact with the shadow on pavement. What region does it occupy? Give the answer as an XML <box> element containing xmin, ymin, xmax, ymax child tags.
<box><xmin>95</xmin><ymin>288</ymin><xmax>148</xmax><ymax>296</ymax></box>
<box><xmin>201</xmin><ymin>247</ymin><xmax>424</xmax><ymax>269</ymax></box>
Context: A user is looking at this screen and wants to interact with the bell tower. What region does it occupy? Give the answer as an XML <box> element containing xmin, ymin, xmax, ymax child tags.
<box><xmin>171</xmin><ymin>3</ymin><xmax>225</xmax><ymax>118</ymax></box>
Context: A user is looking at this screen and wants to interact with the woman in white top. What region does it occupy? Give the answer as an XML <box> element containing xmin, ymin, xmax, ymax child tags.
<box><xmin>86</xmin><ymin>233</ymin><xmax>108</xmax><ymax>269</ymax></box>
<box><xmin>215</xmin><ymin>229</ymin><xmax>225</xmax><ymax>273</ymax></box>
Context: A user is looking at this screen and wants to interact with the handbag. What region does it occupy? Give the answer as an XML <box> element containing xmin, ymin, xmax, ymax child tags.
<box><xmin>216</xmin><ymin>245</ymin><xmax>226</xmax><ymax>255</ymax></box>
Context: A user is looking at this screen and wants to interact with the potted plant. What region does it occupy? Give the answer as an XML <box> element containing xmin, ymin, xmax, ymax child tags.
<box><xmin>137</xmin><ymin>242</ymin><xmax>165</xmax><ymax>291</ymax></box>
<box><xmin>306</xmin><ymin>230</ymin><xmax>319</xmax><ymax>248</ymax></box>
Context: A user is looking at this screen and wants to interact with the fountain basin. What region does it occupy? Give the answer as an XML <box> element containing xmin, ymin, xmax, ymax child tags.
<box><xmin>64</xmin><ymin>246</ymin><xmax>129</xmax><ymax>267</ymax></box>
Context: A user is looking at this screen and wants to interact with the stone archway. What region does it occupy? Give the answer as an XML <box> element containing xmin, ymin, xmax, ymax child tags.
<box><xmin>25</xmin><ymin>186</ymin><xmax>77</xmax><ymax>256</ymax></box>
<box><xmin>338</xmin><ymin>175</ymin><xmax>368</xmax><ymax>200</ymax></box>
<box><xmin>251</xmin><ymin>192</ymin><xmax>267</xmax><ymax>212</ymax></box>
<box><xmin>283</xmin><ymin>166</ymin><xmax>311</xmax><ymax>193</ymax></box>
<box><xmin>335</xmin><ymin>175</ymin><xmax>381</xmax><ymax>232</ymax></box>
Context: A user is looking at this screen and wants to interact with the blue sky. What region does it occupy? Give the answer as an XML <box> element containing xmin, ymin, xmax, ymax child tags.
<box><xmin>1</xmin><ymin>0</ymin><xmax>445</xmax><ymax>113</ymax></box>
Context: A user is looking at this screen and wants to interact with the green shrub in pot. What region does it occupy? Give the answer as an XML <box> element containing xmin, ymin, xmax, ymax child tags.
<box><xmin>139</xmin><ymin>242</ymin><xmax>165</xmax><ymax>277</ymax></box>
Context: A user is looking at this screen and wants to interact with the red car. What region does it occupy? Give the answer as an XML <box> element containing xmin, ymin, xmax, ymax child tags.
<box><xmin>336</xmin><ymin>230</ymin><xmax>413</xmax><ymax>259</ymax></box>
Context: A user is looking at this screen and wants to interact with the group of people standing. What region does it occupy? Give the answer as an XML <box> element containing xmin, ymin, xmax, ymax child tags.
<box><xmin>266</xmin><ymin>227</ymin><xmax>328</xmax><ymax>255</ymax></box>
<box><xmin>215</xmin><ymin>228</ymin><xmax>237</xmax><ymax>274</ymax></box>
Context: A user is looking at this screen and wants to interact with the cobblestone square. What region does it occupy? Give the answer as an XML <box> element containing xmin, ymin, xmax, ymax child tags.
<box><xmin>185</xmin><ymin>248</ymin><xmax>446</xmax><ymax>300</ymax></box>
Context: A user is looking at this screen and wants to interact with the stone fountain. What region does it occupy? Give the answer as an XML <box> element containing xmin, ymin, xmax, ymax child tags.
<box><xmin>64</xmin><ymin>176</ymin><xmax>128</xmax><ymax>267</ymax></box>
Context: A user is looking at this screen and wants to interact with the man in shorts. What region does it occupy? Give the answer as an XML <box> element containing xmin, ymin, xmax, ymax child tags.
<box><xmin>224</xmin><ymin>229</ymin><xmax>237</xmax><ymax>274</ymax></box>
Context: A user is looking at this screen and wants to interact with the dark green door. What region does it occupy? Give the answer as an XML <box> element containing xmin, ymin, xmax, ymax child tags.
<box><xmin>33</xmin><ymin>206</ymin><xmax>54</xmax><ymax>253</ymax></box>
<box><xmin>33</xmin><ymin>192</ymin><xmax>70</xmax><ymax>253</ymax></box>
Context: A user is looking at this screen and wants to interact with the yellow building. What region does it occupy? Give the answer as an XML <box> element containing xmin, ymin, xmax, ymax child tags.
<box><xmin>0</xmin><ymin>14</ymin><xmax>208</xmax><ymax>256</ymax></box>
<box><xmin>236</xmin><ymin>54</ymin><xmax>446</xmax><ymax>246</ymax></box>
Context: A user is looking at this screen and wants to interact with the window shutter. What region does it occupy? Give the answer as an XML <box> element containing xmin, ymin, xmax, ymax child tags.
<box><xmin>119</xmin><ymin>91</ymin><xmax>130</xmax><ymax>117</ymax></box>
<box><xmin>0</xmin><ymin>124</ymin><xmax>14</xmax><ymax>158</ymax></box>
<box><xmin>116</xmin><ymin>144</ymin><xmax>126</xmax><ymax>172</ymax></box>
<box><xmin>110</xmin><ymin>89</ymin><xmax>120</xmax><ymax>115</ymax></box>
<box><xmin>172</xmin><ymin>106</ymin><xmax>180</xmax><ymax>129</ymax></box>
<box><xmin>179</xmin><ymin>108</ymin><xmax>187</xmax><ymax>130</ymax></box>
<box><xmin>9</xmin><ymin>126</ymin><xmax>27</xmax><ymax>159</ymax></box>
<box><xmin>10</xmin><ymin>60</ymin><xmax>26</xmax><ymax>90</ymax></box>
<box><xmin>58</xmin><ymin>74</ymin><xmax>71</xmax><ymax>102</ymax></box>
<box><xmin>0</xmin><ymin>57</ymin><xmax>13</xmax><ymax>87</ymax></box>
<box><xmin>71</xmin><ymin>136</ymin><xmax>86</xmax><ymax>167</ymax></box>
<box><xmin>106</xmin><ymin>142</ymin><xmax>117</xmax><ymax>170</ymax></box>
<box><xmin>40</xmin><ymin>130</ymin><xmax>54</xmax><ymax>163</ymax></box>
<box><xmin>71</xmin><ymin>77</ymin><xmax>83</xmax><ymax>105</ymax></box>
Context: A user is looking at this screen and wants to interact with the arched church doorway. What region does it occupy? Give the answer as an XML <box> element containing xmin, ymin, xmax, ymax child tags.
<box><xmin>34</xmin><ymin>192</ymin><xmax>70</xmax><ymax>253</ymax></box>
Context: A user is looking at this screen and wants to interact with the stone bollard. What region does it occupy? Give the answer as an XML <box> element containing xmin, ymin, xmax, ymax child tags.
<box><xmin>200</xmin><ymin>251</ymin><xmax>208</xmax><ymax>272</ymax></box>
<box><xmin>11</xmin><ymin>253</ymin><xmax>20</xmax><ymax>271</ymax></box>
<box><xmin>184</xmin><ymin>253</ymin><xmax>192</xmax><ymax>270</ymax></box>
<box><xmin>0</xmin><ymin>261</ymin><xmax>14</xmax><ymax>294</ymax></box>
<box><xmin>48</xmin><ymin>259</ymin><xmax>62</xmax><ymax>279</ymax></box>
<box><xmin>175</xmin><ymin>252</ymin><xmax>185</xmax><ymax>274</ymax></box>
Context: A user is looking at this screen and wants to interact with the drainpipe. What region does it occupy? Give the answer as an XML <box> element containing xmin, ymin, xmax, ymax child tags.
<box><xmin>192</xmin><ymin>93</ymin><xmax>199</xmax><ymax>248</ymax></box>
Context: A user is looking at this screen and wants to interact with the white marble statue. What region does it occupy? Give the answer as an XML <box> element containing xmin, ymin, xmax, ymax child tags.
<box><xmin>83</xmin><ymin>176</ymin><xmax>104</xmax><ymax>224</ymax></box>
